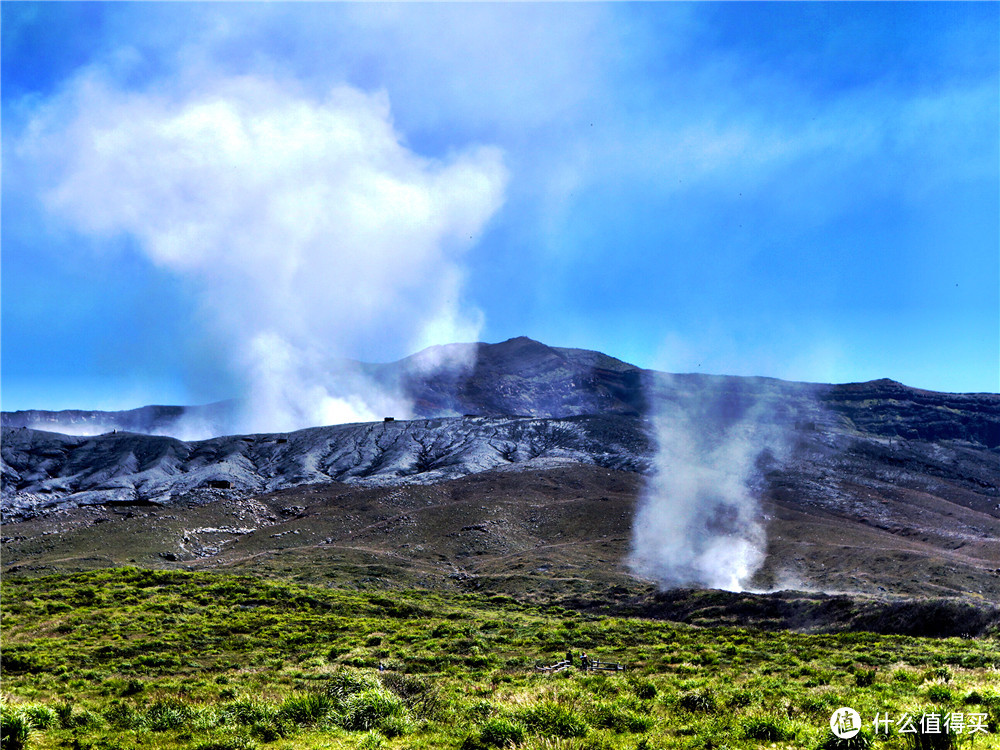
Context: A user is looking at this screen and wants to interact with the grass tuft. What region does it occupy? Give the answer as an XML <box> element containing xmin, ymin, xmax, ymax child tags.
<box><xmin>340</xmin><ymin>689</ymin><xmax>406</xmax><ymax>732</ymax></box>
<box><xmin>741</xmin><ymin>714</ymin><xmax>795</xmax><ymax>742</ymax></box>
<box><xmin>515</xmin><ymin>701</ymin><xmax>588</xmax><ymax>738</ymax></box>
<box><xmin>0</xmin><ymin>706</ymin><xmax>33</xmax><ymax>750</ymax></box>
<box><xmin>462</xmin><ymin>716</ymin><xmax>527</xmax><ymax>749</ymax></box>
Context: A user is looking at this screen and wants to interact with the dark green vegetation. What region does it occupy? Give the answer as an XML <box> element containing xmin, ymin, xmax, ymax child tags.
<box><xmin>3</xmin><ymin>569</ymin><xmax>999</xmax><ymax>750</ymax></box>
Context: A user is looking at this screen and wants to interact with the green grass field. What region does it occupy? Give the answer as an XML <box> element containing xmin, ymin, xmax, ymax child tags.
<box><xmin>2</xmin><ymin>568</ymin><xmax>998</xmax><ymax>750</ymax></box>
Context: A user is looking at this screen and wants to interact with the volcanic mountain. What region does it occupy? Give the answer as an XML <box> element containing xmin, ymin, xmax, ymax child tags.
<box><xmin>3</xmin><ymin>337</ymin><xmax>999</xmax><ymax>629</ymax></box>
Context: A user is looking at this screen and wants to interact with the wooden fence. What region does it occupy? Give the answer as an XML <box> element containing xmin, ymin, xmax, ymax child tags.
<box><xmin>534</xmin><ymin>659</ymin><xmax>572</xmax><ymax>673</ymax></box>
<box><xmin>534</xmin><ymin>658</ymin><xmax>625</xmax><ymax>673</ymax></box>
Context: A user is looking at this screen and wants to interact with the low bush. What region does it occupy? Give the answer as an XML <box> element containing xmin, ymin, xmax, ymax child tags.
<box><xmin>923</xmin><ymin>666</ymin><xmax>952</xmax><ymax>683</ymax></box>
<box><xmin>248</xmin><ymin>719</ymin><xmax>290</xmax><ymax>742</ymax></box>
<box><xmin>516</xmin><ymin>702</ymin><xmax>588</xmax><ymax>738</ymax></box>
<box><xmin>904</xmin><ymin>730</ymin><xmax>956</xmax><ymax>750</ymax></box>
<box><xmin>340</xmin><ymin>689</ymin><xmax>406</xmax><ymax>732</ymax></box>
<box><xmin>191</xmin><ymin>737</ymin><xmax>257</xmax><ymax>750</ymax></box>
<box><xmin>19</xmin><ymin>705</ymin><xmax>56</xmax><ymax>730</ymax></box>
<box><xmin>120</xmin><ymin>679</ymin><xmax>144</xmax><ymax>696</ymax></box>
<box><xmin>218</xmin><ymin>699</ymin><xmax>274</xmax><ymax>727</ymax></box>
<box><xmin>277</xmin><ymin>692</ymin><xmax>335</xmax><ymax>726</ymax></box>
<box><xmin>54</xmin><ymin>701</ymin><xmax>102</xmax><ymax>730</ymax></box>
<box><xmin>728</xmin><ymin>688</ymin><xmax>762</xmax><ymax>708</ymax></box>
<box><xmin>588</xmin><ymin>701</ymin><xmax>653</xmax><ymax>733</ymax></box>
<box><xmin>103</xmin><ymin>700</ymin><xmax>143</xmax><ymax>730</ymax></box>
<box><xmin>323</xmin><ymin>668</ymin><xmax>382</xmax><ymax>707</ymax></box>
<box><xmin>854</xmin><ymin>668</ymin><xmax>877</xmax><ymax>687</ymax></box>
<box><xmin>630</xmin><ymin>680</ymin><xmax>658</xmax><ymax>700</ymax></box>
<box><xmin>818</xmin><ymin>728</ymin><xmax>873</xmax><ymax>749</ymax></box>
<box><xmin>925</xmin><ymin>685</ymin><xmax>954</xmax><ymax>704</ymax></box>
<box><xmin>378</xmin><ymin>713</ymin><xmax>412</xmax><ymax>738</ymax></box>
<box><xmin>462</xmin><ymin>716</ymin><xmax>527</xmax><ymax>749</ymax></box>
<box><xmin>677</xmin><ymin>689</ymin><xmax>717</xmax><ymax>713</ymax></box>
<box><xmin>0</xmin><ymin>706</ymin><xmax>33</xmax><ymax>750</ymax></box>
<box><xmin>742</xmin><ymin>715</ymin><xmax>795</xmax><ymax>742</ymax></box>
<box><xmin>145</xmin><ymin>698</ymin><xmax>195</xmax><ymax>731</ymax></box>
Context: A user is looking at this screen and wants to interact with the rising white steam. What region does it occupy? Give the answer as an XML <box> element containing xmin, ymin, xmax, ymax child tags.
<box><xmin>19</xmin><ymin>73</ymin><xmax>506</xmax><ymax>435</ymax></box>
<box><xmin>629</xmin><ymin>379</ymin><xmax>788</xmax><ymax>592</ymax></box>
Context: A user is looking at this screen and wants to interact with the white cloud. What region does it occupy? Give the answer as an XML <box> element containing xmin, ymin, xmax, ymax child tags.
<box><xmin>19</xmin><ymin>71</ymin><xmax>508</xmax><ymax>433</ymax></box>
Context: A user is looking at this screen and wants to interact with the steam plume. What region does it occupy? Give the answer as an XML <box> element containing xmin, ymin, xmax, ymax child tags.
<box><xmin>629</xmin><ymin>377</ymin><xmax>788</xmax><ymax>592</ymax></box>
<box><xmin>19</xmin><ymin>73</ymin><xmax>506</xmax><ymax>435</ymax></box>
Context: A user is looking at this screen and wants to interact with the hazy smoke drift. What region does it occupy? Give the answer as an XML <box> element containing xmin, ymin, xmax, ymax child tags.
<box><xmin>630</xmin><ymin>386</ymin><xmax>786</xmax><ymax>592</ymax></box>
<box><xmin>22</xmin><ymin>74</ymin><xmax>507</xmax><ymax>434</ymax></box>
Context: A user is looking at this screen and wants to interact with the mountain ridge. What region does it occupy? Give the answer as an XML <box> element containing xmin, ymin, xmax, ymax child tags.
<box><xmin>3</xmin><ymin>337</ymin><xmax>998</xmax><ymax>604</ymax></box>
<box><xmin>5</xmin><ymin>337</ymin><xmax>998</xmax><ymax>446</ymax></box>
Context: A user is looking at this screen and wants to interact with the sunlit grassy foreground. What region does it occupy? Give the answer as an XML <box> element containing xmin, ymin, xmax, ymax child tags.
<box><xmin>2</xmin><ymin>568</ymin><xmax>998</xmax><ymax>750</ymax></box>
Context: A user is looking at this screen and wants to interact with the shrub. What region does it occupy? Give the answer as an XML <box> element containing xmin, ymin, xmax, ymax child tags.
<box><xmin>54</xmin><ymin>702</ymin><xmax>73</xmax><ymax>729</ymax></box>
<box><xmin>854</xmin><ymin>669</ymin><xmax>877</xmax><ymax>687</ymax></box>
<box><xmin>191</xmin><ymin>737</ymin><xmax>258</xmax><ymax>750</ymax></box>
<box><xmin>53</xmin><ymin>701</ymin><xmax>101</xmax><ymax>730</ymax></box>
<box><xmin>103</xmin><ymin>701</ymin><xmax>143</xmax><ymax>730</ymax></box>
<box><xmin>461</xmin><ymin>716</ymin><xmax>527</xmax><ymax>749</ymax></box>
<box><xmin>588</xmin><ymin>701</ymin><xmax>653</xmax><ymax>733</ymax></box>
<box><xmin>955</xmin><ymin>652</ymin><xmax>995</xmax><ymax>669</ymax></box>
<box><xmin>378</xmin><ymin>713</ymin><xmax>412</xmax><ymax>738</ymax></box>
<box><xmin>964</xmin><ymin>690</ymin><xmax>1000</xmax><ymax>709</ymax></box>
<box><xmin>796</xmin><ymin>696</ymin><xmax>830</xmax><ymax>716</ymax></box>
<box><xmin>677</xmin><ymin>689</ymin><xmax>717</xmax><ymax>713</ymax></box>
<box><xmin>249</xmin><ymin>720</ymin><xmax>290</xmax><ymax>742</ymax></box>
<box><xmin>804</xmin><ymin>670</ymin><xmax>837</xmax><ymax>687</ymax></box>
<box><xmin>146</xmin><ymin>699</ymin><xmax>195</xmax><ymax>732</ymax></box>
<box><xmin>728</xmin><ymin>688</ymin><xmax>763</xmax><ymax>708</ymax></box>
<box><xmin>379</xmin><ymin>672</ymin><xmax>442</xmax><ymax>719</ymax></box>
<box><xmin>0</xmin><ymin>706</ymin><xmax>33</xmax><ymax>750</ymax></box>
<box><xmin>923</xmin><ymin>667</ymin><xmax>952</xmax><ymax>683</ymax></box>
<box><xmin>742</xmin><ymin>715</ymin><xmax>795</xmax><ymax>742</ymax></box>
<box><xmin>0</xmin><ymin>650</ymin><xmax>44</xmax><ymax>676</ymax></box>
<box><xmin>277</xmin><ymin>692</ymin><xmax>335</xmax><ymax>726</ymax></box>
<box><xmin>926</xmin><ymin>685</ymin><xmax>954</xmax><ymax>704</ymax></box>
<box><xmin>630</xmin><ymin>680</ymin><xmax>658</xmax><ymax>700</ymax></box>
<box><xmin>219</xmin><ymin>699</ymin><xmax>274</xmax><ymax>727</ymax></box>
<box><xmin>19</xmin><ymin>706</ymin><xmax>56</xmax><ymax>731</ymax></box>
<box><xmin>517</xmin><ymin>702</ymin><xmax>588</xmax><ymax>738</ymax></box>
<box><xmin>323</xmin><ymin>669</ymin><xmax>382</xmax><ymax>707</ymax></box>
<box><xmin>120</xmin><ymin>679</ymin><xmax>144</xmax><ymax>696</ymax></box>
<box><xmin>340</xmin><ymin>689</ymin><xmax>406</xmax><ymax>732</ymax></box>
<box><xmin>818</xmin><ymin>728</ymin><xmax>873</xmax><ymax>749</ymax></box>
<box><xmin>904</xmin><ymin>731</ymin><xmax>956</xmax><ymax>750</ymax></box>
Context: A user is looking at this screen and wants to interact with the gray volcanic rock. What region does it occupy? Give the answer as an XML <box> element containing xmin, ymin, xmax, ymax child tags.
<box><xmin>816</xmin><ymin>378</ymin><xmax>1000</xmax><ymax>449</ymax></box>
<box><xmin>369</xmin><ymin>336</ymin><xmax>648</xmax><ymax>418</ymax></box>
<box><xmin>1</xmin><ymin>415</ymin><xmax>652</xmax><ymax>520</ymax></box>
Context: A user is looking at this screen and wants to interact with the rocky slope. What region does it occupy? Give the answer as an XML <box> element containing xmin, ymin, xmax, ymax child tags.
<box><xmin>1</xmin><ymin>415</ymin><xmax>650</xmax><ymax>520</ymax></box>
<box><xmin>2</xmin><ymin>337</ymin><xmax>998</xmax><ymax>605</ymax></box>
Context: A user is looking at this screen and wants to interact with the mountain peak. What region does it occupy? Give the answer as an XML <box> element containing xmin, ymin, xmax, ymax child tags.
<box><xmin>485</xmin><ymin>336</ymin><xmax>555</xmax><ymax>355</ymax></box>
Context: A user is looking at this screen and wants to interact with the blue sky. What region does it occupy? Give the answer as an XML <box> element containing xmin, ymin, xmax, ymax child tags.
<box><xmin>3</xmin><ymin>2</ymin><xmax>998</xmax><ymax>414</ymax></box>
